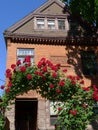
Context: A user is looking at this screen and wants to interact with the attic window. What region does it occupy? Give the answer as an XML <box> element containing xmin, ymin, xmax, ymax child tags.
<box><xmin>47</xmin><ymin>20</ymin><xmax>55</xmax><ymax>30</ymax></box>
<box><xmin>58</xmin><ymin>20</ymin><xmax>65</xmax><ymax>30</ymax></box>
<box><xmin>36</xmin><ymin>19</ymin><xmax>45</xmax><ymax>29</ymax></box>
<box><xmin>35</xmin><ymin>17</ymin><xmax>67</xmax><ymax>30</ymax></box>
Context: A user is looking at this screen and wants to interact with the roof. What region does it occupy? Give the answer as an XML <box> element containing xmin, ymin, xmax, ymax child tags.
<box><xmin>3</xmin><ymin>0</ymin><xmax>98</xmax><ymax>45</ymax></box>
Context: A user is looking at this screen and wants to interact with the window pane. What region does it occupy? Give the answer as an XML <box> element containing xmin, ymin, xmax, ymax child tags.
<box><xmin>81</xmin><ymin>51</ymin><xmax>97</xmax><ymax>75</ymax></box>
<box><xmin>48</xmin><ymin>20</ymin><xmax>55</xmax><ymax>29</ymax></box>
<box><xmin>50</xmin><ymin>115</ymin><xmax>57</xmax><ymax>125</ymax></box>
<box><xmin>17</xmin><ymin>48</ymin><xmax>34</xmax><ymax>56</ymax></box>
<box><xmin>37</xmin><ymin>19</ymin><xmax>45</xmax><ymax>29</ymax></box>
<box><xmin>17</xmin><ymin>48</ymin><xmax>34</xmax><ymax>65</ymax></box>
<box><xmin>58</xmin><ymin>20</ymin><xmax>65</xmax><ymax>30</ymax></box>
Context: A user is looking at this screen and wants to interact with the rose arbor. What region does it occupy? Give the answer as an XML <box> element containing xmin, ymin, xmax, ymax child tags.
<box><xmin>0</xmin><ymin>56</ymin><xmax>98</xmax><ymax>130</ymax></box>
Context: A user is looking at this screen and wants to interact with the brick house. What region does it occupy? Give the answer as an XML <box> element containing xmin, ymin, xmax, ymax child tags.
<box><xmin>3</xmin><ymin>0</ymin><xmax>98</xmax><ymax>130</ymax></box>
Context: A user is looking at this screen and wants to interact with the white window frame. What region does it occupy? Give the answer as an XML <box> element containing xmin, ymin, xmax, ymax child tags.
<box><xmin>36</xmin><ymin>18</ymin><xmax>45</xmax><ymax>29</ymax></box>
<box><xmin>35</xmin><ymin>17</ymin><xmax>67</xmax><ymax>31</ymax></box>
<box><xmin>47</xmin><ymin>19</ymin><xmax>56</xmax><ymax>30</ymax></box>
<box><xmin>17</xmin><ymin>48</ymin><xmax>34</xmax><ymax>65</ymax></box>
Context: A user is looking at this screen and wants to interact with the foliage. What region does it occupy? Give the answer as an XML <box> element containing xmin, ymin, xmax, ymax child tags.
<box><xmin>0</xmin><ymin>113</ymin><xmax>5</xmax><ymax>130</ymax></box>
<box><xmin>63</xmin><ymin>0</ymin><xmax>98</xmax><ymax>29</ymax></box>
<box><xmin>0</xmin><ymin>56</ymin><xmax>98</xmax><ymax>129</ymax></box>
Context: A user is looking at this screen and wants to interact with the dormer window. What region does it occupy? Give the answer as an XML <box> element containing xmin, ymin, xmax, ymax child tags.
<box><xmin>36</xmin><ymin>19</ymin><xmax>45</xmax><ymax>29</ymax></box>
<box><xmin>35</xmin><ymin>17</ymin><xmax>68</xmax><ymax>31</ymax></box>
<box><xmin>58</xmin><ymin>20</ymin><xmax>65</xmax><ymax>30</ymax></box>
<box><xmin>47</xmin><ymin>20</ymin><xmax>55</xmax><ymax>30</ymax></box>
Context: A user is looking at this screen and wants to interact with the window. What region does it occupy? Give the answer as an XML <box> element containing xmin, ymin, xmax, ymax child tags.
<box><xmin>36</xmin><ymin>19</ymin><xmax>45</xmax><ymax>29</ymax></box>
<box><xmin>47</xmin><ymin>20</ymin><xmax>55</xmax><ymax>29</ymax></box>
<box><xmin>58</xmin><ymin>20</ymin><xmax>65</xmax><ymax>30</ymax></box>
<box><xmin>81</xmin><ymin>51</ymin><xmax>97</xmax><ymax>75</ymax></box>
<box><xmin>17</xmin><ymin>48</ymin><xmax>34</xmax><ymax>64</ymax></box>
<box><xmin>50</xmin><ymin>101</ymin><xmax>58</xmax><ymax>126</ymax></box>
<box><xmin>35</xmin><ymin>17</ymin><xmax>67</xmax><ymax>30</ymax></box>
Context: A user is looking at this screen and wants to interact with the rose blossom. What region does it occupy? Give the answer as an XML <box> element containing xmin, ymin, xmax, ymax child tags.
<box><xmin>49</xmin><ymin>84</ymin><xmax>54</xmax><ymax>89</ymax></box>
<box><xmin>11</xmin><ymin>64</ymin><xmax>16</xmax><ymax>69</ymax></box>
<box><xmin>82</xmin><ymin>87</ymin><xmax>90</xmax><ymax>91</ymax></box>
<box><xmin>26</xmin><ymin>74</ymin><xmax>32</xmax><ymax>80</ymax></box>
<box><xmin>5</xmin><ymin>88</ymin><xmax>10</xmax><ymax>93</ymax></box>
<box><xmin>20</xmin><ymin>66</ymin><xmax>26</xmax><ymax>72</ymax></box>
<box><xmin>16</xmin><ymin>60</ymin><xmax>21</xmax><ymax>66</ymax></box>
<box><xmin>56</xmin><ymin>88</ymin><xmax>61</xmax><ymax>93</ymax></box>
<box><xmin>58</xmin><ymin>107</ymin><xmax>62</xmax><ymax>111</ymax></box>
<box><xmin>8</xmin><ymin>82</ymin><xmax>13</xmax><ymax>87</ymax></box>
<box><xmin>70</xmin><ymin>109</ymin><xmax>77</xmax><ymax>116</ymax></box>
<box><xmin>59</xmin><ymin>81</ymin><xmax>65</xmax><ymax>87</ymax></box>
<box><xmin>52</xmin><ymin>72</ymin><xmax>57</xmax><ymax>78</ymax></box>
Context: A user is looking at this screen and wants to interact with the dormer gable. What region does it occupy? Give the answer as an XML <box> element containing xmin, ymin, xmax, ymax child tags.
<box><xmin>33</xmin><ymin>0</ymin><xmax>65</xmax><ymax>14</ymax></box>
<box><xmin>4</xmin><ymin>0</ymin><xmax>68</xmax><ymax>37</ymax></box>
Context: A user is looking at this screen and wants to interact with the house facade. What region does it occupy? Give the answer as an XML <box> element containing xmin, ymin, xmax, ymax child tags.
<box><xmin>3</xmin><ymin>0</ymin><xmax>98</xmax><ymax>130</ymax></box>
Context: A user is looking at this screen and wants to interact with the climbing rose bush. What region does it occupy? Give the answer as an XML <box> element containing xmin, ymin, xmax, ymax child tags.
<box><xmin>0</xmin><ymin>56</ymin><xmax>98</xmax><ymax>130</ymax></box>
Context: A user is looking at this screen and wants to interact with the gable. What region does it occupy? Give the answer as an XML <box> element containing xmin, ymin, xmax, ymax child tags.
<box><xmin>40</xmin><ymin>2</ymin><xmax>64</xmax><ymax>14</ymax></box>
<box><xmin>33</xmin><ymin>0</ymin><xmax>65</xmax><ymax>14</ymax></box>
<box><xmin>4</xmin><ymin>0</ymin><xmax>68</xmax><ymax>37</ymax></box>
<box><xmin>4</xmin><ymin>0</ymin><xmax>95</xmax><ymax>45</ymax></box>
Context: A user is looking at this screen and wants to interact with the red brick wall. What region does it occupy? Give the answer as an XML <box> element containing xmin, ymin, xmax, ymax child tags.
<box><xmin>6</xmin><ymin>39</ymin><xmax>98</xmax><ymax>96</ymax></box>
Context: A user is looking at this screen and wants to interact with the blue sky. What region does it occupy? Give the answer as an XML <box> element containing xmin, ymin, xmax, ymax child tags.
<box><xmin>0</xmin><ymin>0</ymin><xmax>47</xmax><ymax>96</ymax></box>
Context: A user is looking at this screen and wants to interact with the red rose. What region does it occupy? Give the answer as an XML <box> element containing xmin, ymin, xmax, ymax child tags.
<box><xmin>20</xmin><ymin>66</ymin><xmax>26</xmax><ymax>72</ymax></box>
<box><xmin>46</xmin><ymin>60</ymin><xmax>53</xmax><ymax>67</ymax></box>
<box><xmin>42</xmin><ymin>66</ymin><xmax>47</xmax><ymax>72</ymax></box>
<box><xmin>24</xmin><ymin>56</ymin><xmax>31</xmax><ymax>63</ymax></box>
<box><xmin>67</xmin><ymin>75</ymin><xmax>75</xmax><ymax>80</ymax></box>
<box><xmin>70</xmin><ymin>110</ymin><xmax>77</xmax><ymax>116</ymax></box>
<box><xmin>51</xmin><ymin>65</ymin><xmax>58</xmax><ymax>71</ymax></box>
<box><xmin>92</xmin><ymin>85</ymin><xmax>98</xmax><ymax>92</ymax></box>
<box><xmin>63</xmin><ymin>69</ymin><xmax>67</xmax><ymax>73</ymax></box>
<box><xmin>58</xmin><ymin>107</ymin><xmax>62</xmax><ymax>111</ymax></box>
<box><xmin>52</xmin><ymin>72</ymin><xmax>57</xmax><ymax>78</ymax></box>
<box><xmin>6</xmin><ymin>72</ymin><xmax>12</xmax><ymax>78</ymax></box>
<box><xmin>8</xmin><ymin>82</ymin><xmax>13</xmax><ymax>87</ymax></box>
<box><xmin>80</xmin><ymin>80</ymin><xmax>84</xmax><ymax>84</ymax></box>
<box><xmin>55</xmin><ymin>64</ymin><xmax>61</xmax><ymax>69</ymax></box>
<box><xmin>16</xmin><ymin>60</ymin><xmax>21</xmax><ymax>66</ymax></box>
<box><xmin>11</xmin><ymin>64</ymin><xmax>16</xmax><ymax>69</ymax></box>
<box><xmin>5</xmin><ymin>88</ymin><xmax>10</xmax><ymax>93</ymax></box>
<box><xmin>49</xmin><ymin>84</ymin><xmax>54</xmax><ymax>89</ymax></box>
<box><xmin>26</xmin><ymin>62</ymin><xmax>31</xmax><ymax>67</ymax></box>
<box><xmin>82</xmin><ymin>87</ymin><xmax>90</xmax><ymax>91</ymax></box>
<box><xmin>71</xmin><ymin>80</ymin><xmax>76</xmax><ymax>85</ymax></box>
<box><xmin>6</xmin><ymin>69</ymin><xmax>11</xmax><ymax>74</ymax></box>
<box><xmin>93</xmin><ymin>91</ymin><xmax>98</xmax><ymax>101</ymax></box>
<box><xmin>26</xmin><ymin>74</ymin><xmax>32</xmax><ymax>80</ymax></box>
<box><xmin>34</xmin><ymin>71</ymin><xmax>43</xmax><ymax>77</ymax></box>
<box><xmin>76</xmin><ymin>76</ymin><xmax>80</xmax><ymax>80</ymax></box>
<box><xmin>59</xmin><ymin>81</ymin><xmax>65</xmax><ymax>87</ymax></box>
<box><xmin>56</xmin><ymin>88</ymin><xmax>61</xmax><ymax>93</ymax></box>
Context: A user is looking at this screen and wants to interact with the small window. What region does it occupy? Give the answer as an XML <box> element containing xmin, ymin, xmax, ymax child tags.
<box><xmin>36</xmin><ymin>19</ymin><xmax>45</xmax><ymax>29</ymax></box>
<box><xmin>17</xmin><ymin>48</ymin><xmax>34</xmax><ymax>64</ymax></box>
<box><xmin>47</xmin><ymin>20</ymin><xmax>55</xmax><ymax>30</ymax></box>
<box><xmin>58</xmin><ymin>20</ymin><xmax>65</xmax><ymax>30</ymax></box>
<box><xmin>50</xmin><ymin>101</ymin><xmax>58</xmax><ymax>125</ymax></box>
<box><xmin>81</xmin><ymin>51</ymin><xmax>97</xmax><ymax>75</ymax></box>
